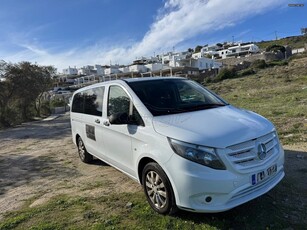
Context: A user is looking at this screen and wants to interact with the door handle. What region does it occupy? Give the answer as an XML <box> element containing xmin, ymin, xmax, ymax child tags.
<box><xmin>95</xmin><ymin>119</ymin><xmax>100</xmax><ymax>124</ymax></box>
<box><xmin>103</xmin><ymin>121</ymin><xmax>110</xmax><ymax>126</ymax></box>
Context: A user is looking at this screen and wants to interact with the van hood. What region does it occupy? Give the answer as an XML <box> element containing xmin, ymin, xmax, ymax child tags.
<box><xmin>152</xmin><ymin>105</ymin><xmax>275</xmax><ymax>148</ymax></box>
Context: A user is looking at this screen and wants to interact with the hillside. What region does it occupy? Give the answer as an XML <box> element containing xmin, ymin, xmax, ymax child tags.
<box><xmin>207</xmin><ymin>56</ymin><xmax>307</xmax><ymax>145</ymax></box>
<box><xmin>256</xmin><ymin>35</ymin><xmax>307</xmax><ymax>50</ymax></box>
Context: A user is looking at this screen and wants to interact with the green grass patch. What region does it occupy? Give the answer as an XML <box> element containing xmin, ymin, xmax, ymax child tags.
<box><xmin>207</xmin><ymin>68</ymin><xmax>307</xmax><ymax>145</ymax></box>
<box><xmin>1</xmin><ymin>187</ymin><xmax>305</xmax><ymax>230</ymax></box>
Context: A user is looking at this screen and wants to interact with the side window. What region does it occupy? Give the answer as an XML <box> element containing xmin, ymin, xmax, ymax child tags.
<box><xmin>107</xmin><ymin>86</ymin><xmax>130</xmax><ymax>116</ymax></box>
<box><xmin>71</xmin><ymin>86</ymin><xmax>104</xmax><ymax>116</ymax></box>
<box><xmin>84</xmin><ymin>87</ymin><xmax>104</xmax><ymax>116</ymax></box>
<box><xmin>72</xmin><ymin>92</ymin><xmax>84</xmax><ymax>113</ymax></box>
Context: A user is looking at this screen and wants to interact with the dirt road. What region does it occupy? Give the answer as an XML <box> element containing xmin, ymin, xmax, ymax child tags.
<box><xmin>0</xmin><ymin>113</ymin><xmax>141</xmax><ymax>220</ymax></box>
<box><xmin>0</xmin><ymin>113</ymin><xmax>306</xmax><ymax>223</ymax></box>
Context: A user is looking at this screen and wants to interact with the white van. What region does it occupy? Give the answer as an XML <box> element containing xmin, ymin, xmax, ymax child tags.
<box><xmin>70</xmin><ymin>77</ymin><xmax>284</xmax><ymax>214</ymax></box>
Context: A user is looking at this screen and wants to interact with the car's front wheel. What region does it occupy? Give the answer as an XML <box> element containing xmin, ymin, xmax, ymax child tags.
<box><xmin>142</xmin><ymin>162</ymin><xmax>177</xmax><ymax>214</ymax></box>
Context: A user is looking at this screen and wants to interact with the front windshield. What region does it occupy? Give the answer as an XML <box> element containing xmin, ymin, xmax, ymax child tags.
<box><xmin>127</xmin><ymin>79</ymin><xmax>228</xmax><ymax>116</ymax></box>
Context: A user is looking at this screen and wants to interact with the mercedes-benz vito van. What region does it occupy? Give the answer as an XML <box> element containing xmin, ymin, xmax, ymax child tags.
<box><xmin>70</xmin><ymin>77</ymin><xmax>284</xmax><ymax>214</ymax></box>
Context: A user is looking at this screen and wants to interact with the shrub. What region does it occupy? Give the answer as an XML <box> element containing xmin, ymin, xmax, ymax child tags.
<box><xmin>50</xmin><ymin>98</ymin><xmax>66</xmax><ymax>108</ymax></box>
<box><xmin>40</xmin><ymin>101</ymin><xmax>51</xmax><ymax>116</ymax></box>
<box><xmin>214</xmin><ymin>68</ymin><xmax>237</xmax><ymax>82</ymax></box>
<box><xmin>251</xmin><ymin>59</ymin><xmax>267</xmax><ymax>69</ymax></box>
<box><xmin>239</xmin><ymin>68</ymin><xmax>256</xmax><ymax>76</ymax></box>
<box><xmin>266</xmin><ymin>44</ymin><xmax>286</xmax><ymax>53</ymax></box>
<box><xmin>267</xmin><ymin>60</ymin><xmax>288</xmax><ymax>67</ymax></box>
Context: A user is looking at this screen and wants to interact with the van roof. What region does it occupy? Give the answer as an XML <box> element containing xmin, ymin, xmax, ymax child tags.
<box><xmin>73</xmin><ymin>76</ymin><xmax>186</xmax><ymax>93</ymax></box>
<box><xmin>123</xmin><ymin>76</ymin><xmax>184</xmax><ymax>83</ymax></box>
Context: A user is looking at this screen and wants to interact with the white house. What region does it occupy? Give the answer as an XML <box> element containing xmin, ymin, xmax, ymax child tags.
<box><xmin>162</xmin><ymin>51</ymin><xmax>221</xmax><ymax>71</ymax></box>
<box><xmin>225</xmin><ymin>43</ymin><xmax>260</xmax><ymax>58</ymax></box>
<box><xmin>162</xmin><ymin>52</ymin><xmax>191</xmax><ymax>67</ymax></box>
<box><xmin>129</xmin><ymin>64</ymin><xmax>147</xmax><ymax>73</ymax></box>
<box><xmin>78</xmin><ymin>65</ymin><xmax>95</xmax><ymax>75</ymax></box>
<box><xmin>119</xmin><ymin>66</ymin><xmax>130</xmax><ymax>73</ymax></box>
<box><xmin>191</xmin><ymin>57</ymin><xmax>222</xmax><ymax>70</ymax></box>
<box><xmin>104</xmin><ymin>65</ymin><xmax>120</xmax><ymax>75</ymax></box>
<box><xmin>292</xmin><ymin>47</ymin><xmax>305</xmax><ymax>54</ymax></box>
<box><xmin>95</xmin><ymin>65</ymin><xmax>106</xmax><ymax>75</ymax></box>
<box><xmin>63</xmin><ymin>67</ymin><xmax>78</xmax><ymax>75</ymax></box>
<box><xmin>145</xmin><ymin>63</ymin><xmax>164</xmax><ymax>71</ymax></box>
<box><xmin>196</xmin><ymin>43</ymin><xmax>260</xmax><ymax>59</ymax></box>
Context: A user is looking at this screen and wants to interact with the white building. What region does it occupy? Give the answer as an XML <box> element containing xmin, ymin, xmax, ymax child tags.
<box><xmin>199</xmin><ymin>43</ymin><xmax>260</xmax><ymax>59</ymax></box>
<box><xmin>104</xmin><ymin>65</ymin><xmax>120</xmax><ymax>75</ymax></box>
<box><xmin>129</xmin><ymin>64</ymin><xmax>147</xmax><ymax>73</ymax></box>
<box><xmin>224</xmin><ymin>43</ymin><xmax>260</xmax><ymax>58</ymax></box>
<box><xmin>191</xmin><ymin>57</ymin><xmax>222</xmax><ymax>70</ymax></box>
<box><xmin>62</xmin><ymin>67</ymin><xmax>78</xmax><ymax>75</ymax></box>
<box><xmin>161</xmin><ymin>51</ymin><xmax>221</xmax><ymax>70</ymax></box>
<box><xmin>145</xmin><ymin>63</ymin><xmax>164</xmax><ymax>71</ymax></box>
<box><xmin>95</xmin><ymin>65</ymin><xmax>106</xmax><ymax>75</ymax></box>
<box><xmin>162</xmin><ymin>52</ymin><xmax>191</xmax><ymax>67</ymax></box>
<box><xmin>119</xmin><ymin>66</ymin><xmax>130</xmax><ymax>73</ymax></box>
<box><xmin>78</xmin><ymin>65</ymin><xmax>95</xmax><ymax>75</ymax></box>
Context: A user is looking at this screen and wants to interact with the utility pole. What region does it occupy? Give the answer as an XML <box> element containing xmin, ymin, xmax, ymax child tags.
<box><xmin>275</xmin><ymin>31</ymin><xmax>278</xmax><ymax>40</ymax></box>
<box><xmin>232</xmin><ymin>36</ymin><xmax>234</xmax><ymax>44</ymax></box>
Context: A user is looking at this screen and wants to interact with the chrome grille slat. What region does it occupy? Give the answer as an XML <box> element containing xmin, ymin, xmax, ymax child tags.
<box><xmin>225</xmin><ymin>132</ymin><xmax>279</xmax><ymax>171</ymax></box>
<box><xmin>228</xmin><ymin>146</ymin><xmax>254</xmax><ymax>155</ymax></box>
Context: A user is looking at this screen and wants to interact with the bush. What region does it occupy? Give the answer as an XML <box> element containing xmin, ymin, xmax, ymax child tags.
<box><xmin>266</xmin><ymin>44</ymin><xmax>286</xmax><ymax>53</ymax></box>
<box><xmin>239</xmin><ymin>68</ymin><xmax>256</xmax><ymax>76</ymax></box>
<box><xmin>40</xmin><ymin>101</ymin><xmax>51</xmax><ymax>116</ymax></box>
<box><xmin>214</xmin><ymin>68</ymin><xmax>237</xmax><ymax>82</ymax></box>
<box><xmin>251</xmin><ymin>59</ymin><xmax>267</xmax><ymax>69</ymax></box>
<box><xmin>50</xmin><ymin>98</ymin><xmax>66</xmax><ymax>108</ymax></box>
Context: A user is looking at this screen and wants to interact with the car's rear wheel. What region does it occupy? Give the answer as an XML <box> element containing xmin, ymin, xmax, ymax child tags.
<box><xmin>142</xmin><ymin>162</ymin><xmax>177</xmax><ymax>214</ymax></box>
<box><xmin>77</xmin><ymin>137</ymin><xmax>93</xmax><ymax>163</ymax></box>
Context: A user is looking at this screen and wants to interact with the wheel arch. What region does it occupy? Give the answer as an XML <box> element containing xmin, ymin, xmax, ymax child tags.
<box><xmin>138</xmin><ymin>157</ymin><xmax>157</xmax><ymax>185</ymax></box>
<box><xmin>75</xmin><ymin>134</ymin><xmax>81</xmax><ymax>145</ymax></box>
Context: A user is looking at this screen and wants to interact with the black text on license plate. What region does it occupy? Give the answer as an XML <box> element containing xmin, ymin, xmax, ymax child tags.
<box><xmin>251</xmin><ymin>164</ymin><xmax>277</xmax><ymax>185</ymax></box>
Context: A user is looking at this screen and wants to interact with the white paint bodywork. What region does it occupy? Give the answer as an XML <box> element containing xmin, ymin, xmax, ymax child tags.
<box><xmin>70</xmin><ymin>78</ymin><xmax>284</xmax><ymax>213</ymax></box>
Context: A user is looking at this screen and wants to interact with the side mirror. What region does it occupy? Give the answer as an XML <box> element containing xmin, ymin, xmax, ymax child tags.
<box><xmin>109</xmin><ymin>112</ymin><xmax>129</xmax><ymax>125</ymax></box>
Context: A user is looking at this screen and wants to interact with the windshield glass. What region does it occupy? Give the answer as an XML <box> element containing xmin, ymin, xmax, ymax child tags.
<box><xmin>127</xmin><ymin>78</ymin><xmax>227</xmax><ymax>116</ymax></box>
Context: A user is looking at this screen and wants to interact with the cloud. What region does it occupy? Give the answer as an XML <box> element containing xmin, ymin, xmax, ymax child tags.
<box><xmin>132</xmin><ymin>0</ymin><xmax>286</xmax><ymax>56</ymax></box>
<box><xmin>1</xmin><ymin>0</ymin><xmax>286</xmax><ymax>72</ymax></box>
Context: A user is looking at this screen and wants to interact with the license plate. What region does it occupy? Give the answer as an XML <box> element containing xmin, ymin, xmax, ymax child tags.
<box><xmin>251</xmin><ymin>164</ymin><xmax>277</xmax><ymax>185</ymax></box>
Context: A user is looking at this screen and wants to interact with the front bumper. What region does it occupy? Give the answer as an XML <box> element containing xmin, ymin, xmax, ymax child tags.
<box><xmin>164</xmin><ymin>147</ymin><xmax>284</xmax><ymax>213</ymax></box>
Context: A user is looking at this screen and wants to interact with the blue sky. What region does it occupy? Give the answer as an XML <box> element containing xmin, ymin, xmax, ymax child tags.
<box><xmin>0</xmin><ymin>0</ymin><xmax>306</xmax><ymax>72</ymax></box>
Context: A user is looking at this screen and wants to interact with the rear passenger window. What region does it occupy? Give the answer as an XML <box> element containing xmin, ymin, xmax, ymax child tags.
<box><xmin>72</xmin><ymin>87</ymin><xmax>105</xmax><ymax>116</ymax></box>
<box><xmin>71</xmin><ymin>92</ymin><xmax>84</xmax><ymax>113</ymax></box>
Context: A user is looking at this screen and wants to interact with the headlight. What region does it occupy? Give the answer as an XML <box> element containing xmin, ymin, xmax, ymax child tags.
<box><xmin>168</xmin><ymin>138</ymin><xmax>226</xmax><ymax>170</ymax></box>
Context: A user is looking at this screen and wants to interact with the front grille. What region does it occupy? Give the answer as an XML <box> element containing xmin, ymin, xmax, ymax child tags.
<box><xmin>225</xmin><ymin>132</ymin><xmax>279</xmax><ymax>171</ymax></box>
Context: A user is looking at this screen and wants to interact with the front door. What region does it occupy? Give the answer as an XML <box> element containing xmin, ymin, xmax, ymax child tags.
<box><xmin>100</xmin><ymin>85</ymin><xmax>136</xmax><ymax>177</ymax></box>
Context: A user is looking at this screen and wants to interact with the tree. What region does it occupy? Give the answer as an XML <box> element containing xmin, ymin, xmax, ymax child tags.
<box><xmin>0</xmin><ymin>61</ymin><xmax>15</xmax><ymax>126</ymax></box>
<box><xmin>0</xmin><ymin>62</ymin><xmax>54</xmax><ymax>127</ymax></box>
<box><xmin>34</xmin><ymin>65</ymin><xmax>56</xmax><ymax>116</ymax></box>
<box><xmin>194</xmin><ymin>45</ymin><xmax>203</xmax><ymax>53</ymax></box>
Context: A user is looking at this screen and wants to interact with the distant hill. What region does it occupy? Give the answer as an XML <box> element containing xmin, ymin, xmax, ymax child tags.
<box><xmin>256</xmin><ymin>35</ymin><xmax>307</xmax><ymax>50</ymax></box>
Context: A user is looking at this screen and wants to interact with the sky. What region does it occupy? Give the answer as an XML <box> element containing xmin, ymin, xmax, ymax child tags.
<box><xmin>0</xmin><ymin>0</ymin><xmax>306</xmax><ymax>72</ymax></box>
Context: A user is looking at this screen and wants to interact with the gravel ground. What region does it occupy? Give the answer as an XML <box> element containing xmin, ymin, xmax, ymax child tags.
<box><xmin>0</xmin><ymin>112</ymin><xmax>306</xmax><ymax>224</ymax></box>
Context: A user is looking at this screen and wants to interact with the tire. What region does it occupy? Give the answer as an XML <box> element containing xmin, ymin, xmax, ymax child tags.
<box><xmin>142</xmin><ymin>162</ymin><xmax>177</xmax><ymax>215</ymax></box>
<box><xmin>77</xmin><ymin>137</ymin><xmax>93</xmax><ymax>163</ymax></box>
